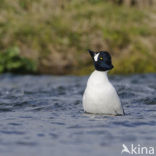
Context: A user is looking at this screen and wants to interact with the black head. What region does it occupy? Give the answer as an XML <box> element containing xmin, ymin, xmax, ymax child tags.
<box><xmin>88</xmin><ymin>49</ymin><xmax>114</xmax><ymax>71</ymax></box>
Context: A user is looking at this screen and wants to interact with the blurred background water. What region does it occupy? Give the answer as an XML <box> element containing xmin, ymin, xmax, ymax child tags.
<box><xmin>0</xmin><ymin>74</ymin><xmax>156</xmax><ymax>156</ymax></box>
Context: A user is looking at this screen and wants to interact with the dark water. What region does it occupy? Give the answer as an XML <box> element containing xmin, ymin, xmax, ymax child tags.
<box><xmin>0</xmin><ymin>74</ymin><xmax>156</xmax><ymax>156</ymax></box>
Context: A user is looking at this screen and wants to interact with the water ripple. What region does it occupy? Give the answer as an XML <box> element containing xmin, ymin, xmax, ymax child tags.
<box><xmin>0</xmin><ymin>73</ymin><xmax>155</xmax><ymax>156</ymax></box>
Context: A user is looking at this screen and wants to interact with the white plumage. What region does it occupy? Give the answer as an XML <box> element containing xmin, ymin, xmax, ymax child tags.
<box><xmin>94</xmin><ymin>53</ymin><xmax>100</xmax><ymax>62</ymax></box>
<box><xmin>83</xmin><ymin>70</ymin><xmax>124</xmax><ymax>115</ymax></box>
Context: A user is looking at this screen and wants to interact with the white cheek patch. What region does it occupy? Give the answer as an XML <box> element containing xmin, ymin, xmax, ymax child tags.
<box><xmin>94</xmin><ymin>53</ymin><xmax>100</xmax><ymax>62</ymax></box>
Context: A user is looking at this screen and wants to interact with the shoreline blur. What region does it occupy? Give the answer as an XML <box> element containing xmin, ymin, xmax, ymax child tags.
<box><xmin>0</xmin><ymin>0</ymin><xmax>156</xmax><ymax>75</ymax></box>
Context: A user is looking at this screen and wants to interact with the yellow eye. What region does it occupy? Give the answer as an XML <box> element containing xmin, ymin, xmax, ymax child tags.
<box><xmin>100</xmin><ymin>57</ymin><xmax>103</xmax><ymax>60</ymax></box>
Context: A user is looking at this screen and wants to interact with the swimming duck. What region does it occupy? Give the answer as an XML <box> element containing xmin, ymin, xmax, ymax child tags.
<box><xmin>82</xmin><ymin>50</ymin><xmax>124</xmax><ymax>115</ymax></box>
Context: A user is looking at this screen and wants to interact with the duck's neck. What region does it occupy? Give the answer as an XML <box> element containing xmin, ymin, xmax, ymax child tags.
<box><xmin>93</xmin><ymin>70</ymin><xmax>109</xmax><ymax>82</ymax></box>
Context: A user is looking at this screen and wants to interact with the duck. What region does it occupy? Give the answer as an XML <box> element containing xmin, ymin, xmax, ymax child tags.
<box><xmin>82</xmin><ymin>49</ymin><xmax>124</xmax><ymax>115</ymax></box>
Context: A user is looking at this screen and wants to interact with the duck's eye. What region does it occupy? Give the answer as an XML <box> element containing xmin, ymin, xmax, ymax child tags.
<box><xmin>100</xmin><ymin>57</ymin><xmax>103</xmax><ymax>60</ymax></box>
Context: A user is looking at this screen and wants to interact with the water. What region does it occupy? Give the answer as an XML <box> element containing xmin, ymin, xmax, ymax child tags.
<box><xmin>0</xmin><ymin>73</ymin><xmax>156</xmax><ymax>156</ymax></box>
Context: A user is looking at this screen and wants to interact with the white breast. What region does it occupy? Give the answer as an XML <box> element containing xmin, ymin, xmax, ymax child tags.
<box><xmin>82</xmin><ymin>70</ymin><xmax>124</xmax><ymax>115</ymax></box>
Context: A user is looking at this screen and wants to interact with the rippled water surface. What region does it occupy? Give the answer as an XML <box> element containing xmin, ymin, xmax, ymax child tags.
<box><xmin>0</xmin><ymin>74</ymin><xmax>156</xmax><ymax>156</ymax></box>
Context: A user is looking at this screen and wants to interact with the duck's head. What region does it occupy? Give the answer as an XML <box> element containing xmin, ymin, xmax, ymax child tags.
<box><xmin>88</xmin><ymin>49</ymin><xmax>114</xmax><ymax>71</ymax></box>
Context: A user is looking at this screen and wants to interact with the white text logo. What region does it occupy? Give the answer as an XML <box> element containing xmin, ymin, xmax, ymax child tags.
<box><xmin>121</xmin><ymin>144</ymin><xmax>154</xmax><ymax>155</ymax></box>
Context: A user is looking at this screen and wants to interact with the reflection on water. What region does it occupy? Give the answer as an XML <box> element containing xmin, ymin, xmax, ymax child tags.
<box><xmin>0</xmin><ymin>74</ymin><xmax>156</xmax><ymax>156</ymax></box>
